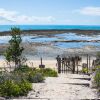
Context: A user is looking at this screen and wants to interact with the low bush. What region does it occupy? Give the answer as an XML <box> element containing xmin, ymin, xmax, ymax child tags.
<box><xmin>14</xmin><ymin>65</ymin><xmax>45</xmax><ymax>83</ymax></box>
<box><xmin>0</xmin><ymin>72</ymin><xmax>27</xmax><ymax>84</ymax></box>
<box><xmin>28</xmin><ymin>72</ymin><xmax>44</xmax><ymax>83</ymax></box>
<box><xmin>13</xmin><ymin>66</ymin><xmax>57</xmax><ymax>83</ymax></box>
<box><xmin>17</xmin><ymin>79</ymin><xmax>32</xmax><ymax>96</ymax></box>
<box><xmin>81</xmin><ymin>67</ymin><xmax>88</xmax><ymax>74</ymax></box>
<box><xmin>0</xmin><ymin>80</ymin><xmax>21</xmax><ymax>97</ymax></box>
<box><xmin>0</xmin><ymin>66</ymin><xmax>58</xmax><ymax>98</ymax></box>
<box><xmin>14</xmin><ymin>65</ymin><xmax>33</xmax><ymax>73</ymax></box>
<box><xmin>40</xmin><ymin>68</ymin><xmax>58</xmax><ymax>77</ymax></box>
<box><xmin>92</xmin><ymin>66</ymin><xmax>100</xmax><ymax>72</ymax></box>
<box><xmin>94</xmin><ymin>69</ymin><xmax>100</xmax><ymax>88</ymax></box>
<box><xmin>0</xmin><ymin>79</ymin><xmax>32</xmax><ymax>98</ymax></box>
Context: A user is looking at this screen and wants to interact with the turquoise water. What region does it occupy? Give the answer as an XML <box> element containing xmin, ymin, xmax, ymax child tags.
<box><xmin>0</xmin><ymin>25</ymin><xmax>100</xmax><ymax>32</ymax></box>
<box><xmin>55</xmin><ymin>42</ymin><xmax>100</xmax><ymax>48</ymax></box>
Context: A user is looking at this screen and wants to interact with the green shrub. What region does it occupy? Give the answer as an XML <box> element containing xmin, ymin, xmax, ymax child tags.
<box><xmin>28</xmin><ymin>72</ymin><xmax>44</xmax><ymax>83</ymax></box>
<box><xmin>31</xmin><ymin>68</ymin><xmax>58</xmax><ymax>77</ymax></box>
<box><xmin>18</xmin><ymin>79</ymin><xmax>32</xmax><ymax>96</ymax></box>
<box><xmin>14</xmin><ymin>65</ymin><xmax>58</xmax><ymax>77</ymax></box>
<box><xmin>0</xmin><ymin>72</ymin><xmax>13</xmax><ymax>84</ymax></box>
<box><xmin>13</xmin><ymin>66</ymin><xmax>57</xmax><ymax>83</ymax></box>
<box><xmin>94</xmin><ymin>69</ymin><xmax>100</xmax><ymax>88</ymax></box>
<box><xmin>0</xmin><ymin>79</ymin><xmax>32</xmax><ymax>98</ymax></box>
<box><xmin>14</xmin><ymin>65</ymin><xmax>33</xmax><ymax>73</ymax></box>
<box><xmin>0</xmin><ymin>80</ymin><xmax>21</xmax><ymax>97</ymax></box>
<box><xmin>0</xmin><ymin>66</ymin><xmax>58</xmax><ymax>98</ymax></box>
<box><xmin>14</xmin><ymin>65</ymin><xmax>45</xmax><ymax>83</ymax></box>
<box><xmin>92</xmin><ymin>66</ymin><xmax>100</xmax><ymax>72</ymax></box>
<box><xmin>95</xmin><ymin>66</ymin><xmax>100</xmax><ymax>70</ymax></box>
<box><xmin>0</xmin><ymin>71</ymin><xmax>32</xmax><ymax>98</ymax></box>
<box><xmin>0</xmin><ymin>72</ymin><xmax>27</xmax><ymax>84</ymax></box>
<box><xmin>82</xmin><ymin>67</ymin><xmax>88</xmax><ymax>74</ymax></box>
<box><xmin>40</xmin><ymin>68</ymin><xmax>58</xmax><ymax>77</ymax></box>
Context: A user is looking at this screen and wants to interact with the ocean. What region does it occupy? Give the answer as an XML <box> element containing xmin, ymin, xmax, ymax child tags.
<box><xmin>0</xmin><ymin>25</ymin><xmax>100</xmax><ymax>32</ymax></box>
<box><xmin>0</xmin><ymin>25</ymin><xmax>100</xmax><ymax>50</ymax></box>
<box><xmin>0</xmin><ymin>25</ymin><xmax>100</xmax><ymax>59</ymax></box>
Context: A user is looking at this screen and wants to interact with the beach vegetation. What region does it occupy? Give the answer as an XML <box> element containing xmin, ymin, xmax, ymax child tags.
<box><xmin>92</xmin><ymin>65</ymin><xmax>100</xmax><ymax>72</ymax></box>
<box><xmin>4</xmin><ymin>27</ymin><xmax>27</xmax><ymax>68</ymax></box>
<box><xmin>0</xmin><ymin>27</ymin><xmax>58</xmax><ymax>98</ymax></box>
<box><xmin>13</xmin><ymin>65</ymin><xmax>44</xmax><ymax>83</ymax></box>
<box><xmin>39</xmin><ymin>68</ymin><xmax>58</xmax><ymax>77</ymax></box>
<box><xmin>28</xmin><ymin>72</ymin><xmax>44</xmax><ymax>83</ymax></box>
<box><xmin>94</xmin><ymin>68</ymin><xmax>100</xmax><ymax>89</ymax></box>
<box><xmin>14</xmin><ymin>65</ymin><xmax>33</xmax><ymax>73</ymax></box>
<box><xmin>93</xmin><ymin>52</ymin><xmax>100</xmax><ymax>93</ymax></box>
<box><xmin>81</xmin><ymin>67</ymin><xmax>88</xmax><ymax>74</ymax></box>
<box><xmin>0</xmin><ymin>72</ymin><xmax>32</xmax><ymax>98</ymax></box>
<box><xmin>13</xmin><ymin>66</ymin><xmax>57</xmax><ymax>82</ymax></box>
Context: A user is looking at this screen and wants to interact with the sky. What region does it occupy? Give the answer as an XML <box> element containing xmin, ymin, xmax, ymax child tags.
<box><xmin>0</xmin><ymin>0</ymin><xmax>100</xmax><ymax>25</ymax></box>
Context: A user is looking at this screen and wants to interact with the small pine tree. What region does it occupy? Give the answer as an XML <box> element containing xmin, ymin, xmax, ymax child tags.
<box><xmin>4</xmin><ymin>27</ymin><xmax>26</xmax><ymax>68</ymax></box>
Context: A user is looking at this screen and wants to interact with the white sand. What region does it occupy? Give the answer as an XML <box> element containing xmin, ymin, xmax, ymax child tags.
<box><xmin>26</xmin><ymin>74</ymin><xmax>98</xmax><ymax>100</ymax></box>
<box><xmin>11</xmin><ymin>74</ymin><xmax>98</xmax><ymax>100</ymax></box>
<box><xmin>26</xmin><ymin>60</ymin><xmax>57</xmax><ymax>69</ymax></box>
<box><xmin>0</xmin><ymin>56</ymin><xmax>96</xmax><ymax>71</ymax></box>
<box><xmin>0</xmin><ymin>60</ymin><xmax>57</xmax><ymax>72</ymax></box>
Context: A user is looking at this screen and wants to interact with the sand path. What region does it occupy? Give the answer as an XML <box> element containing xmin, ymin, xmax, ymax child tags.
<box><xmin>0</xmin><ymin>59</ymin><xmax>99</xmax><ymax>100</ymax></box>
<box><xmin>26</xmin><ymin>74</ymin><xmax>98</xmax><ymax>100</ymax></box>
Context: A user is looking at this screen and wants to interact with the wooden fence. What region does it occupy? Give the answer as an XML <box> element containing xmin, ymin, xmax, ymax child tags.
<box><xmin>56</xmin><ymin>54</ymin><xmax>92</xmax><ymax>74</ymax></box>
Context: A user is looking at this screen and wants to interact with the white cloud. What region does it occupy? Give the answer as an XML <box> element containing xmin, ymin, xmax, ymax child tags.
<box><xmin>0</xmin><ymin>8</ymin><xmax>55</xmax><ymax>24</ymax></box>
<box><xmin>0</xmin><ymin>17</ymin><xmax>14</xmax><ymax>24</ymax></box>
<box><xmin>75</xmin><ymin>7</ymin><xmax>100</xmax><ymax>16</ymax></box>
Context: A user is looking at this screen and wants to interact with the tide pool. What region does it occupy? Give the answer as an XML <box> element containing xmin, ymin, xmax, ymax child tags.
<box><xmin>0</xmin><ymin>33</ymin><xmax>100</xmax><ymax>49</ymax></box>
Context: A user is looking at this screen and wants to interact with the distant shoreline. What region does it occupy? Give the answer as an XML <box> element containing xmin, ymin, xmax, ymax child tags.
<box><xmin>0</xmin><ymin>29</ymin><xmax>100</xmax><ymax>36</ymax></box>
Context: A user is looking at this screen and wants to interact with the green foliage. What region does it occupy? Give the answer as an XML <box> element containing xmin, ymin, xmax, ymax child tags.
<box><xmin>28</xmin><ymin>72</ymin><xmax>44</xmax><ymax>83</ymax></box>
<box><xmin>14</xmin><ymin>66</ymin><xmax>57</xmax><ymax>83</ymax></box>
<box><xmin>92</xmin><ymin>66</ymin><xmax>100</xmax><ymax>72</ymax></box>
<box><xmin>0</xmin><ymin>71</ymin><xmax>32</xmax><ymax>98</ymax></box>
<box><xmin>0</xmin><ymin>80</ymin><xmax>21</xmax><ymax>97</ymax></box>
<box><xmin>0</xmin><ymin>79</ymin><xmax>32</xmax><ymax>97</ymax></box>
<box><xmin>97</xmin><ymin>52</ymin><xmax>100</xmax><ymax>59</ymax></box>
<box><xmin>0</xmin><ymin>72</ymin><xmax>25</xmax><ymax>84</ymax></box>
<box><xmin>82</xmin><ymin>67</ymin><xmax>88</xmax><ymax>74</ymax></box>
<box><xmin>94</xmin><ymin>69</ymin><xmax>100</xmax><ymax>88</ymax></box>
<box><xmin>95</xmin><ymin>52</ymin><xmax>100</xmax><ymax>66</ymax></box>
<box><xmin>96</xmin><ymin>65</ymin><xmax>100</xmax><ymax>69</ymax></box>
<box><xmin>14</xmin><ymin>65</ymin><xmax>45</xmax><ymax>83</ymax></box>
<box><xmin>17</xmin><ymin>80</ymin><xmax>32</xmax><ymax>96</ymax></box>
<box><xmin>14</xmin><ymin>65</ymin><xmax>32</xmax><ymax>73</ymax></box>
<box><xmin>92</xmin><ymin>68</ymin><xmax>96</xmax><ymax>72</ymax></box>
<box><xmin>40</xmin><ymin>68</ymin><xmax>58</xmax><ymax>77</ymax></box>
<box><xmin>0</xmin><ymin>65</ymin><xmax>58</xmax><ymax>97</ymax></box>
<box><xmin>4</xmin><ymin>27</ymin><xmax>26</xmax><ymax>67</ymax></box>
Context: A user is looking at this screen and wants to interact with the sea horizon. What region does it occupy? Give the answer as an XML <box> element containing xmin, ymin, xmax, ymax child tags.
<box><xmin>0</xmin><ymin>25</ymin><xmax>100</xmax><ymax>32</ymax></box>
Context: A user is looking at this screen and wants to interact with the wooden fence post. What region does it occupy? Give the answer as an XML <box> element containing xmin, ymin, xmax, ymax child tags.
<box><xmin>87</xmin><ymin>54</ymin><xmax>89</xmax><ymax>73</ymax></box>
<box><xmin>76</xmin><ymin>56</ymin><xmax>78</xmax><ymax>74</ymax></box>
<box><xmin>89</xmin><ymin>56</ymin><xmax>90</xmax><ymax>70</ymax></box>
<box><xmin>56</xmin><ymin>55</ymin><xmax>61</xmax><ymax>73</ymax></box>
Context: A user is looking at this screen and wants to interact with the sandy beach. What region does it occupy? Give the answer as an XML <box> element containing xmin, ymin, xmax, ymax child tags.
<box><xmin>0</xmin><ymin>0</ymin><xmax>100</xmax><ymax>99</ymax></box>
<box><xmin>1</xmin><ymin>58</ymin><xmax>99</xmax><ymax>100</ymax></box>
<box><xmin>0</xmin><ymin>55</ymin><xmax>96</xmax><ymax>72</ymax></box>
<box><xmin>0</xmin><ymin>29</ymin><xmax>99</xmax><ymax>100</ymax></box>
<box><xmin>10</xmin><ymin>74</ymin><xmax>98</xmax><ymax>100</ymax></box>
